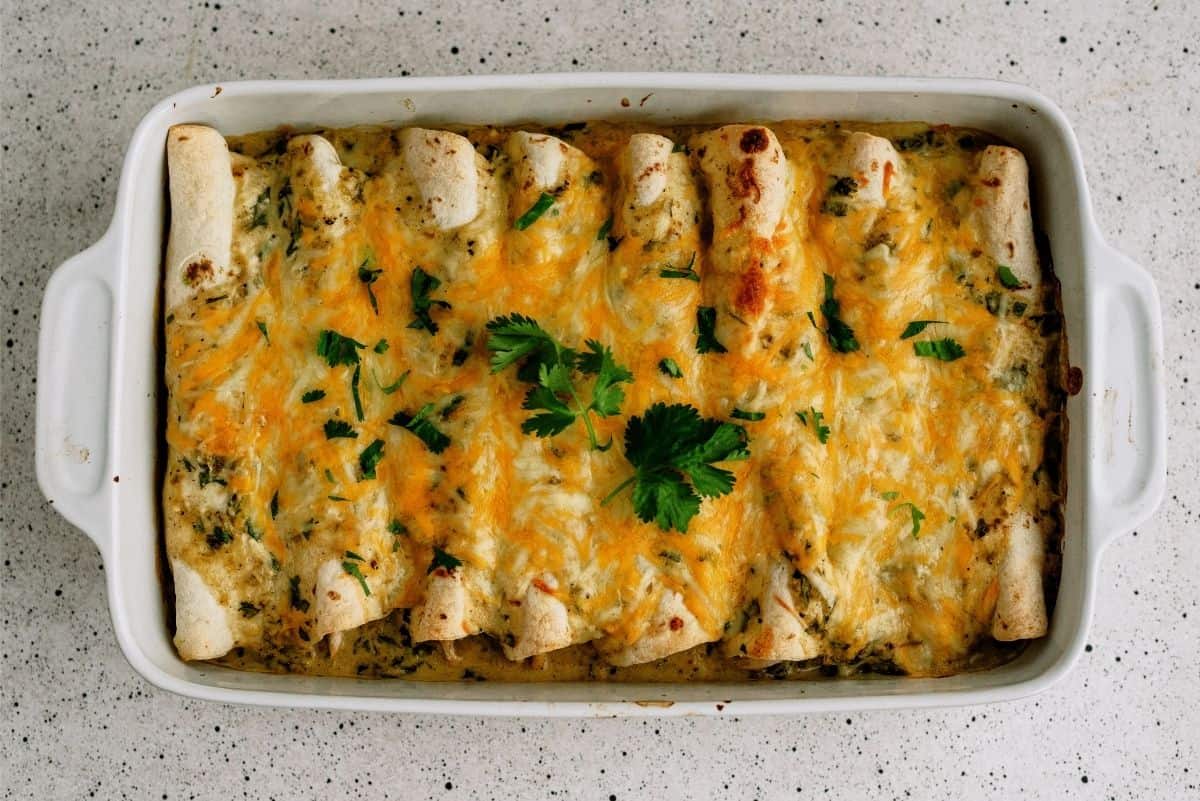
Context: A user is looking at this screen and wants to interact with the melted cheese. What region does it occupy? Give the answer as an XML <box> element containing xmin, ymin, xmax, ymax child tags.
<box><xmin>164</xmin><ymin>120</ymin><xmax>1066</xmax><ymax>681</ymax></box>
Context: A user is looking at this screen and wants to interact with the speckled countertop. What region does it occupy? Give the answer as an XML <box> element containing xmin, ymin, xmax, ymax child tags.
<box><xmin>2</xmin><ymin>1</ymin><xmax>1198</xmax><ymax>798</ymax></box>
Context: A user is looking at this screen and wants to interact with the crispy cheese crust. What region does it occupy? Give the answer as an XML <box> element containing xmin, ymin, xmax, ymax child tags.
<box><xmin>163</xmin><ymin>120</ymin><xmax>1066</xmax><ymax>681</ymax></box>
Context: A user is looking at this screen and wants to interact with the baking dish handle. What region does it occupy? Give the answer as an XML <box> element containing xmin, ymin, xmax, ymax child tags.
<box><xmin>35</xmin><ymin>229</ymin><xmax>118</xmax><ymax>557</ymax></box>
<box><xmin>1088</xmin><ymin>239</ymin><xmax>1167</xmax><ymax>551</ymax></box>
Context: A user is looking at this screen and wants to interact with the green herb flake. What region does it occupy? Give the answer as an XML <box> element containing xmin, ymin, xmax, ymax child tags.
<box><xmin>913</xmin><ymin>338</ymin><xmax>966</xmax><ymax>362</ymax></box>
<box><xmin>323</xmin><ymin>419</ymin><xmax>358</xmax><ymax>439</ymax></box>
<box><xmin>245</xmin><ymin>520</ymin><xmax>262</xmax><ymax>541</ymax></box>
<box><xmin>428</xmin><ymin>546</ymin><xmax>463</xmax><ymax>574</ymax></box>
<box><xmin>388</xmin><ymin>519</ymin><xmax>408</xmax><ymax>537</ymax></box>
<box><xmin>731</xmin><ymin>408</ymin><xmax>766</xmax><ymax>421</ymax></box>
<box><xmin>389</xmin><ymin>402</ymin><xmax>451</xmax><ymax>454</ymax></box>
<box><xmin>316</xmin><ymin>329</ymin><xmax>365</xmax><ymax>367</ymax></box>
<box><xmin>270</xmin><ymin>491</ymin><xmax>279</xmax><ymax>519</ymax></box>
<box><xmin>358</xmin><ymin>260</ymin><xmax>383</xmax><ymax>314</ymax></box>
<box><xmin>796</xmin><ymin>407</ymin><xmax>831</xmax><ymax>444</ymax></box>
<box><xmin>374</xmin><ymin>338</ymin><xmax>389</xmax><ymax>354</ymax></box>
<box><xmin>659</xmin><ymin>252</ymin><xmax>700</xmax><ymax>282</ymax></box>
<box><xmin>341</xmin><ymin>558</ymin><xmax>371</xmax><ymax>596</ymax></box>
<box><xmin>881</xmin><ymin>490</ymin><xmax>900</xmax><ymax>501</ymax></box>
<box><xmin>819</xmin><ymin>274</ymin><xmax>860</xmax><ymax>353</ymax></box>
<box><xmin>514</xmin><ymin>192</ymin><xmax>555</xmax><ymax>230</ymax></box>
<box><xmin>996</xmin><ymin>264</ymin><xmax>1028</xmax><ymax>290</ymax></box>
<box><xmin>206</xmin><ymin>526</ymin><xmax>233</xmax><ymax>550</ymax></box>
<box><xmin>249</xmin><ymin>186</ymin><xmax>271</xmax><ymax>229</ymax></box>
<box><xmin>374</xmin><ymin>368</ymin><xmax>409</xmax><ymax>395</ymax></box>
<box><xmin>597</xmin><ymin>216</ymin><xmax>613</xmax><ymax>242</ymax></box>
<box><xmin>256</xmin><ymin>320</ymin><xmax>269</xmax><ymax>343</ymax></box>
<box><xmin>238</xmin><ymin>601</ymin><xmax>260</xmax><ymax>618</ymax></box>
<box><xmin>900</xmin><ymin>320</ymin><xmax>946</xmax><ymax>339</ymax></box>
<box><xmin>407</xmin><ymin>267</ymin><xmax>451</xmax><ymax>334</ymax></box>
<box><xmin>301</xmin><ymin>389</ymin><xmax>326</xmax><ymax>404</ymax></box>
<box><xmin>892</xmin><ymin>502</ymin><xmax>926</xmax><ymax>537</ymax></box>
<box><xmin>602</xmin><ymin>402</ymin><xmax>750</xmax><ymax>533</ymax></box>
<box><xmin>358</xmin><ymin>439</ymin><xmax>385</xmax><ymax>480</ymax></box>
<box><xmin>658</xmin><ymin>357</ymin><xmax>683</xmax><ymax>379</ymax></box>
<box><xmin>696</xmin><ymin>306</ymin><xmax>727</xmax><ymax>354</ymax></box>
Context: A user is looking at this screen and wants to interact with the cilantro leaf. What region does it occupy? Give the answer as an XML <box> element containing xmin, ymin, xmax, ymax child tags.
<box><xmin>796</xmin><ymin>407</ymin><xmax>831</xmax><ymax>444</ymax></box>
<box><xmin>358</xmin><ymin>439</ymin><xmax>385</xmax><ymax>480</ymax></box>
<box><xmin>358</xmin><ymin>260</ymin><xmax>382</xmax><ymax>314</ymax></box>
<box><xmin>730</xmin><ymin>408</ymin><xmax>766</xmax><ymax>422</ymax></box>
<box><xmin>658</xmin><ymin>357</ymin><xmax>682</xmax><ymax>378</ymax></box>
<box><xmin>374</xmin><ymin>368</ymin><xmax>409</xmax><ymax>395</ymax></box>
<box><xmin>301</xmin><ymin>389</ymin><xmax>325</xmax><ymax>404</ymax></box>
<box><xmin>514</xmin><ymin>192</ymin><xmax>555</xmax><ymax>230</ymax></box>
<box><xmin>407</xmin><ymin>267</ymin><xmax>451</xmax><ymax>334</ymax></box>
<box><xmin>604</xmin><ymin>403</ymin><xmax>750</xmax><ymax>533</ymax></box>
<box><xmin>913</xmin><ymin>338</ymin><xmax>966</xmax><ymax>361</ymax></box>
<box><xmin>206</xmin><ymin>526</ymin><xmax>233</xmax><ymax>549</ymax></box>
<box><xmin>341</xmin><ymin>555</ymin><xmax>371</xmax><ymax>596</ymax></box>
<box><xmin>323</xmin><ymin>419</ymin><xmax>358</xmax><ymax>439</ymax></box>
<box><xmin>696</xmin><ymin>306</ymin><xmax>726</xmax><ymax>354</ymax></box>
<box><xmin>597</xmin><ymin>216</ymin><xmax>613</xmax><ymax>241</ymax></box>
<box><xmin>428</xmin><ymin>546</ymin><xmax>463</xmax><ymax>574</ymax></box>
<box><xmin>374</xmin><ymin>338</ymin><xmax>389</xmax><ymax>354</ymax></box>
<box><xmin>891</xmin><ymin>501</ymin><xmax>926</xmax><ymax>537</ymax></box>
<box><xmin>350</xmin><ymin>364</ymin><xmax>364</xmax><ymax>421</ymax></box>
<box><xmin>659</xmin><ymin>252</ymin><xmax>699</xmax><ymax>282</ymax></box>
<box><xmin>316</xmin><ymin>329</ymin><xmax>365</xmax><ymax>367</ymax></box>
<box><xmin>249</xmin><ymin>186</ymin><xmax>271</xmax><ymax>229</ymax></box>
<box><xmin>389</xmin><ymin>402</ymin><xmax>451</xmax><ymax>453</ymax></box>
<box><xmin>996</xmin><ymin>264</ymin><xmax>1028</xmax><ymax>290</ymax></box>
<box><xmin>487</xmin><ymin>316</ymin><xmax>631</xmax><ymax>450</ymax></box>
<box><xmin>256</xmin><ymin>320</ymin><xmax>269</xmax><ymax>343</ymax></box>
<box><xmin>900</xmin><ymin>320</ymin><xmax>946</xmax><ymax>339</ymax></box>
<box><xmin>819</xmin><ymin>274</ymin><xmax>860</xmax><ymax>353</ymax></box>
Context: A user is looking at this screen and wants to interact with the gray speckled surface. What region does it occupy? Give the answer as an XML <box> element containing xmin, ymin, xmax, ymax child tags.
<box><xmin>2</xmin><ymin>0</ymin><xmax>1198</xmax><ymax>798</ymax></box>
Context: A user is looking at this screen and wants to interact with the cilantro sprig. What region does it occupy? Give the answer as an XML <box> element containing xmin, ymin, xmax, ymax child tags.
<box><xmin>408</xmin><ymin>267</ymin><xmax>451</xmax><ymax>334</ymax></box>
<box><xmin>389</xmin><ymin>402</ymin><xmax>451</xmax><ymax>454</ymax></box>
<box><xmin>817</xmin><ymin>274</ymin><xmax>860</xmax><ymax>353</ymax></box>
<box><xmin>486</xmin><ymin>314</ymin><xmax>633</xmax><ymax>450</ymax></box>
<box><xmin>602</xmin><ymin>403</ymin><xmax>750</xmax><ymax>533</ymax></box>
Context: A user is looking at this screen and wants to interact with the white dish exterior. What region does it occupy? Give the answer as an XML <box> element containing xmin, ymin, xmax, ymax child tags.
<box><xmin>35</xmin><ymin>73</ymin><xmax>1165</xmax><ymax>716</ymax></box>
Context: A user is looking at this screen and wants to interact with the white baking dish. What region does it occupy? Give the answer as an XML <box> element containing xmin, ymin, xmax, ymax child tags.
<box><xmin>35</xmin><ymin>73</ymin><xmax>1165</xmax><ymax>716</ymax></box>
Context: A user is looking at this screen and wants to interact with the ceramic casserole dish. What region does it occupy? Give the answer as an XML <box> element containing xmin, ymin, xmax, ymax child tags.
<box><xmin>35</xmin><ymin>73</ymin><xmax>1165</xmax><ymax>716</ymax></box>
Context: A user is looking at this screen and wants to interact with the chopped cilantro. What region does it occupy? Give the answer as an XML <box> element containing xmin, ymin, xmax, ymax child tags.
<box><xmin>289</xmin><ymin>575</ymin><xmax>309</xmax><ymax>612</ymax></box>
<box><xmin>256</xmin><ymin>320</ymin><xmax>269</xmax><ymax>343</ymax></box>
<box><xmin>602</xmin><ymin>402</ymin><xmax>750</xmax><ymax>533</ymax></box>
<box><xmin>206</xmin><ymin>526</ymin><xmax>232</xmax><ymax>550</ymax></box>
<box><xmin>389</xmin><ymin>402</ymin><xmax>451</xmax><ymax>453</ymax></box>
<box><xmin>660</xmin><ymin>252</ymin><xmax>700</xmax><ymax>282</ymax></box>
<box><xmin>374</xmin><ymin>339</ymin><xmax>389</xmax><ymax>354</ymax></box>
<box><xmin>341</xmin><ymin>555</ymin><xmax>371</xmax><ymax>596</ymax></box>
<box><xmin>819</xmin><ymin>274</ymin><xmax>860</xmax><ymax>353</ymax></box>
<box><xmin>249</xmin><ymin>186</ymin><xmax>270</xmax><ymax>229</ymax></box>
<box><xmin>900</xmin><ymin>320</ymin><xmax>946</xmax><ymax>339</ymax></box>
<box><xmin>913</xmin><ymin>338</ymin><xmax>966</xmax><ymax>361</ymax></box>
<box><xmin>323</xmin><ymin>419</ymin><xmax>358</xmax><ymax>439</ymax></box>
<box><xmin>358</xmin><ymin>439</ymin><xmax>385</xmax><ymax>480</ymax></box>
<box><xmin>407</xmin><ymin>267</ymin><xmax>451</xmax><ymax>334</ymax></box>
<box><xmin>731</xmin><ymin>408</ymin><xmax>766</xmax><ymax>421</ymax></box>
<box><xmin>796</xmin><ymin>408</ymin><xmax>831</xmax><ymax>444</ymax></box>
<box><xmin>597</xmin><ymin>216</ymin><xmax>613</xmax><ymax>241</ymax></box>
<box><xmin>350</xmin><ymin>364</ymin><xmax>364</xmax><ymax>421</ymax></box>
<box><xmin>881</xmin><ymin>490</ymin><xmax>900</xmax><ymax>501</ymax></box>
<box><xmin>696</xmin><ymin>306</ymin><xmax>726</xmax><ymax>354</ymax></box>
<box><xmin>358</xmin><ymin>260</ymin><xmax>383</xmax><ymax>314</ymax></box>
<box><xmin>238</xmin><ymin>601</ymin><xmax>260</xmax><ymax>618</ymax></box>
<box><xmin>428</xmin><ymin>546</ymin><xmax>463</xmax><ymax>574</ymax></box>
<box><xmin>996</xmin><ymin>264</ymin><xmax>1028</xmax><ymax>290</ymax></box>
<box><xmin>892</xmin><ymin>501</ymin><xmax>926</xmax><ymax>537</ymax></box>
<box><xmin>374</xmin><ymin>368</ymin><xmax>409</xmax><ymax>395</ymax></box>
<box><xmin>270</xmin><ymin>491</ymin><xmax>279</xmax><ymax>519</ymax></box>
<box><xmin>388</xmin><ymin>519</ymin><xmax>408</xmax><ymax>536</ymax></box>
<box><xmin>514</xmin><ymin>192</ymin><xmax>555</xmax><ymax>230</ymax></box>
<box><xmin>301</xmin><ymin>389</ymin><xmax>326</xmax><ymax>404</ymax></box>
<box><xmin>658</xmin><ymin>357</ymin><xmax>683</xmax><ymax>379</ymax></box>
<box><xmin>316</xmin><ymin>329</ymin><xmax>365</xmax><ymax>367</ymax></box>
<box><xmin>245</xmin><ymin>520</ymin><xmax>262</xmax><ymax>541</ymax></box>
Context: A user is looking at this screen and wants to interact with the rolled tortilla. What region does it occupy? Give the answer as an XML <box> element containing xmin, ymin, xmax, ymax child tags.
<box><xmin>312</xmin><ymin>557</ymin><xmax>383</xmax><ymax>645</ymax></box>
<box><xmin>723</xmin><ymin>558</ymin><xmax>822</xmax><ymax>664</ymax></box>
<box><xmin>165</xmin><ymin>124</ymin><xmax>236</xmax><ymax>310</ymax></box>
<box><xmin>973</xmin><ymin>145</ymin><xmax>1041</xmax><ymax>293</ymax></box>
<box><xmin>503</xmin><ymin>574</ymin><xmax>573</xmax><ymax>661</ymax></box>
<box><xmin>838</xmin><ymin>131</ymin><xmax>901</xmax><ymax>207</ymax></box>
<box><xmin>509</xmin><ymin>131</ymin><xmax>570</xmax><ymax>193</ymax></box>
<box><xmin>604</xmin><ymin>589</ymin><xmax>709</xmax><ymax>667</ymax></box>
<box><xmin>400</xmin><ymin>128</ymin><xmax>482</xmax><ymax>230</ymax></box>
<box><xmin>991</xmin><ymin>510</ymin><xmax>1048</xmax><ymax>641</ymax></box>
<box><xmin>286</xmin><ymin>134</ymin><xmax>357</xmax><ymax>239</ymax></box>
<box><xmin>171</xmin><ymin>558</ymin><xmax>234</xmax><ymax>661</ymax></box>
<box><xmin>693</xmin><ymin>124</ymin><xmax>788</xmax><ymax>240</ymax></box>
